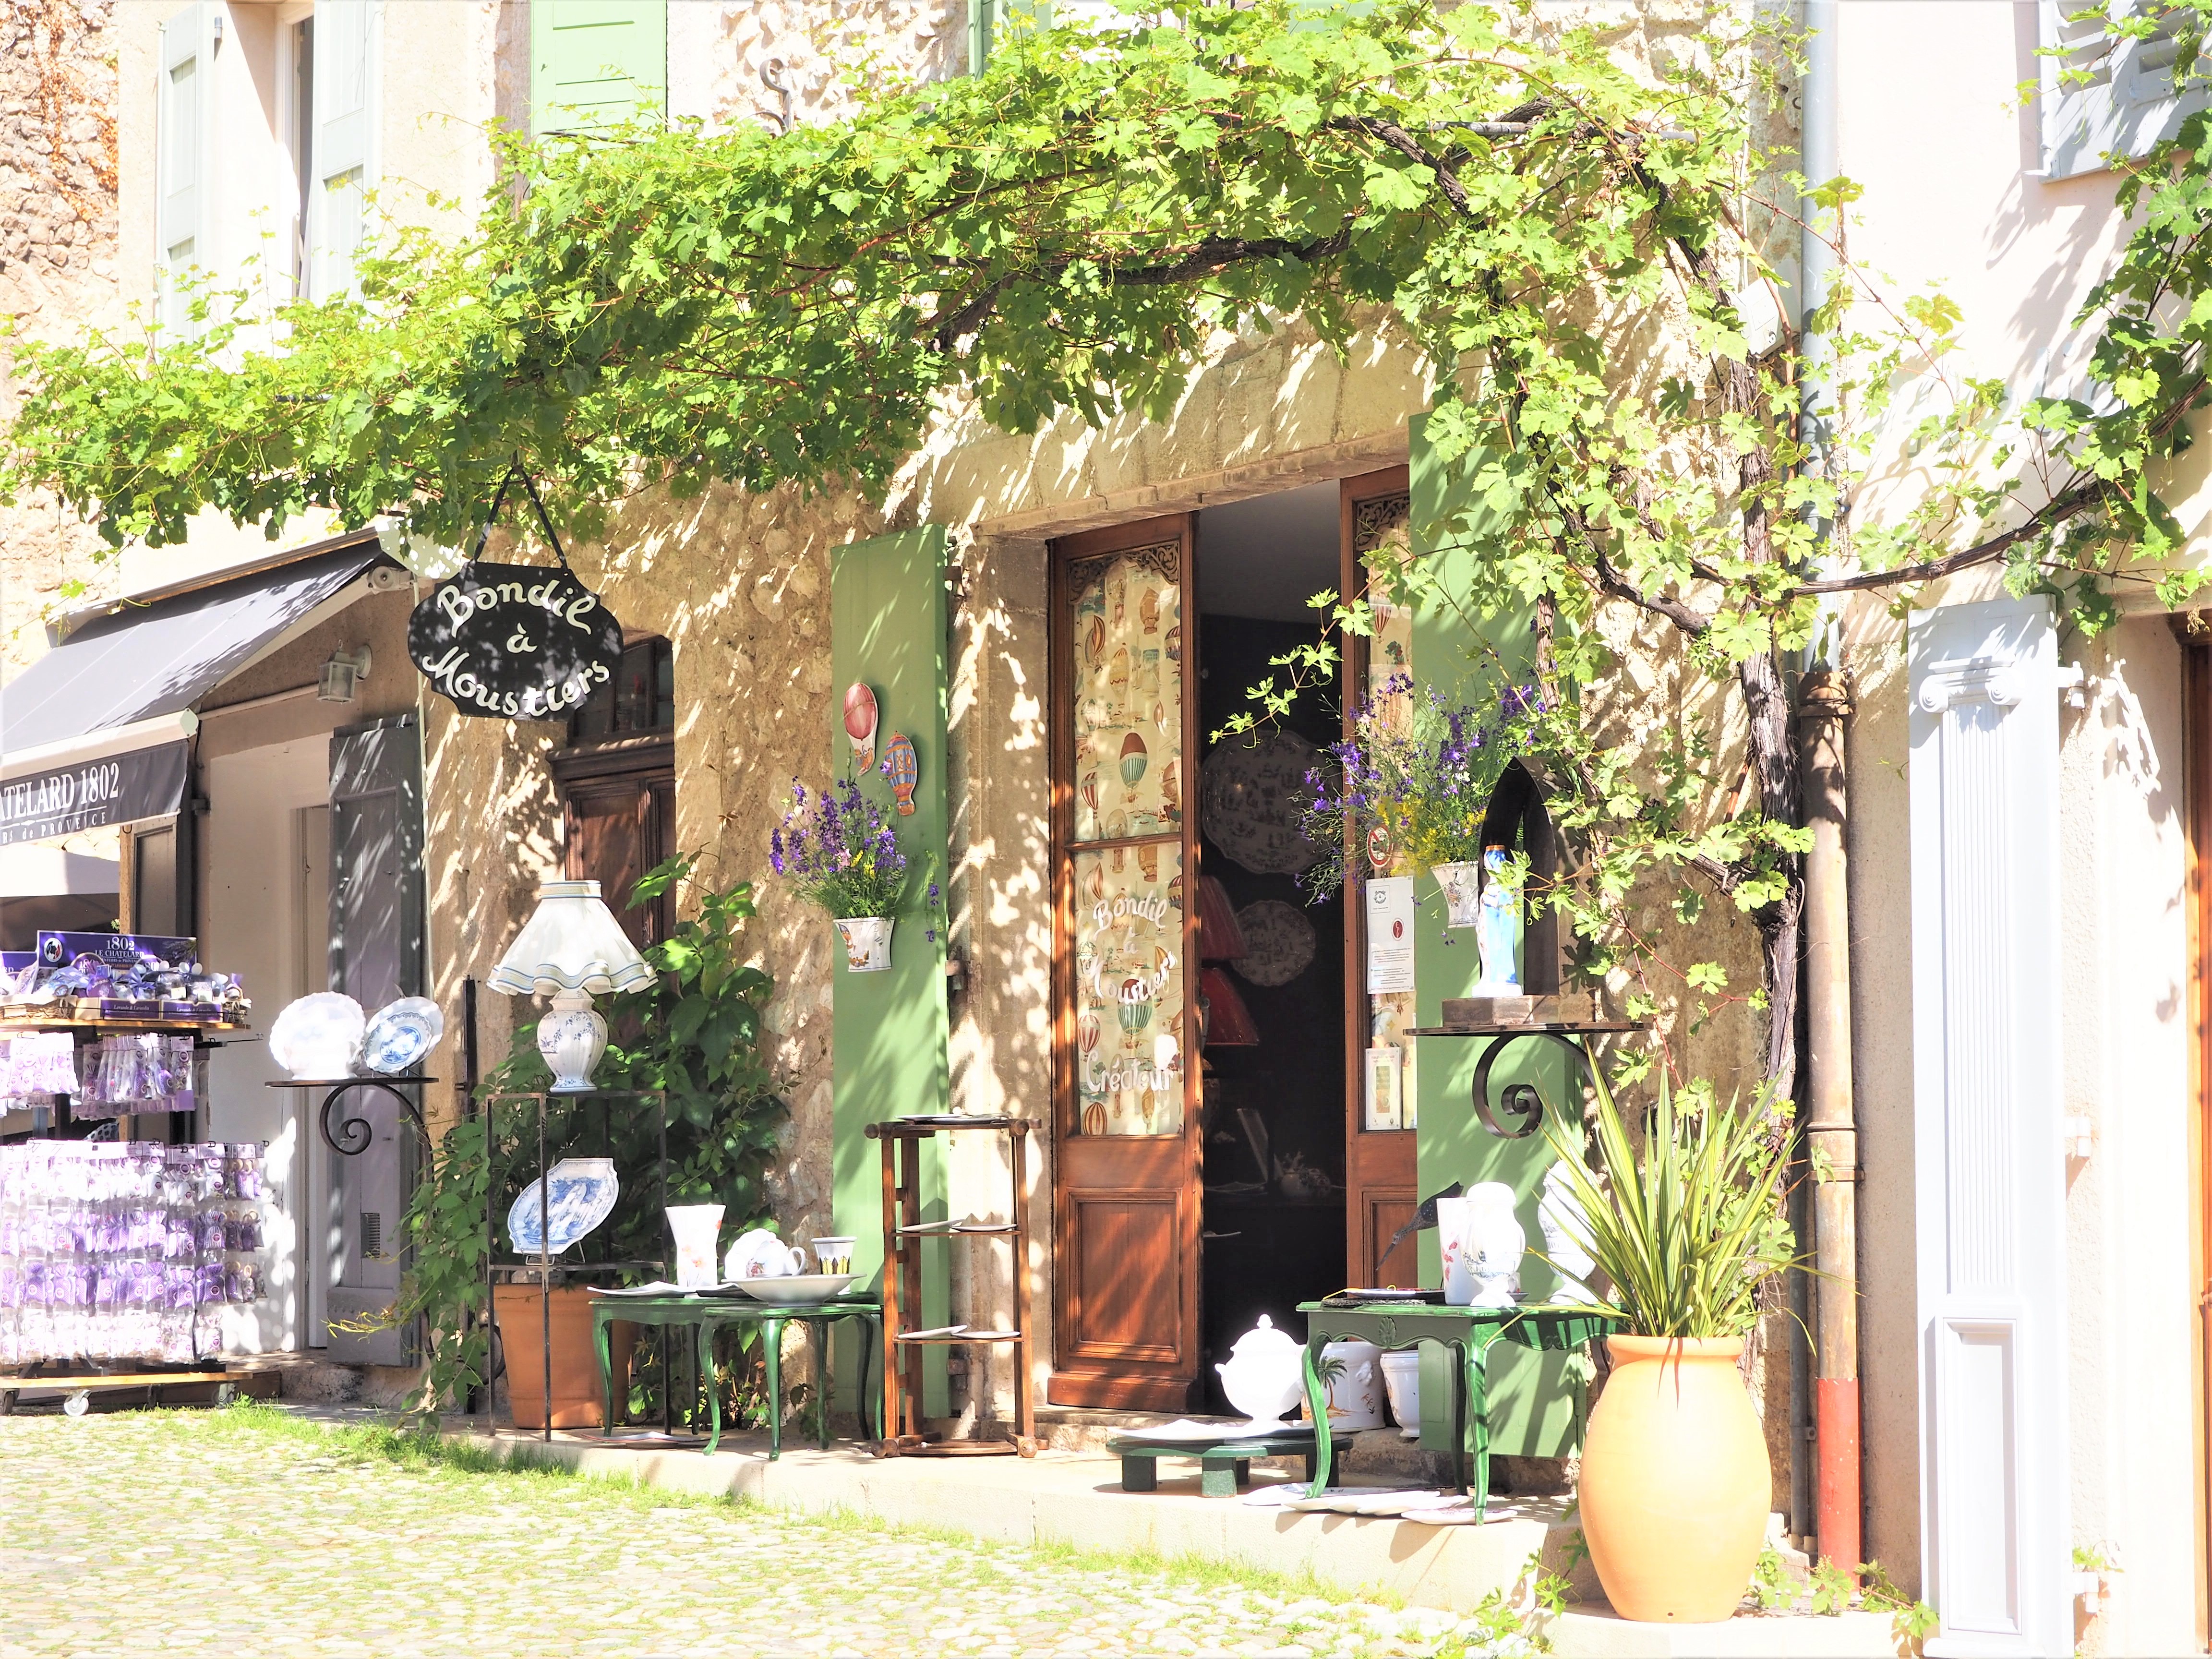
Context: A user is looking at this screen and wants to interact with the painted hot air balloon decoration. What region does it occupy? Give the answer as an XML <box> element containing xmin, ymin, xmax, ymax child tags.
<box><xmin>1082</xmin><ymin>1102</ymin><xmax>1108</xmax><ymax>1136</ymax></box>
<box><xmin>1166</xmin><ymin>873</ymin><xmax>1184</xmax><ymax>913</ymax></box>
<box><xmin>1085</xmin><ymin>613</ymin><xmax>1106</xmax><ymax>664</ymax></box>
<box><xmin>1086</xmin><ymin>861</ymin><xmax>1107</xmax><ymax>901</ymax></box>
<box><xmin>1165</xmin><ymin>623</ymin><xmax>1182</xmax><ymax>666</ymax></box>
<box><xmin>884</xmin><ymin>732</ymin><xmax>919</xmax><ymax>816</ymax></box>
<box><xmin>1119</xmin><ymin>731</ymin><xmax>1149</xmax><ymax>789</ymax></box>
<box><xmin>1080</xmin><ymin>771</ymin><xmax>1099</xmax><ymax>819</ymax></box>
<box><xmin>842</xmin><ymin>683</ymin><xmax>879</xmax><ymax>775</ymax></box>
<box><xmin>1160</xmin><ymin>758</ymin><xmax>1178</xmax><ymax>812</ymax></box>
<box><xmin>1139</xmin><ymin>586</ymin><xmax>1160</xmax><ymax>634</ymax></box>
<box><xmin>1137</xmin><ymin>842</ymin><xmax>1158</xmax><ymax>883</ymax></box>
<box><xmin>1108</xmin><ymin>646</ymin><xmax>1131</xmax><ymax>715</ymax></box>
<box><xmin>1078</xmin><ymin>1009</ymin><xmax>1101</xmax><ymax>1062</ymax></box>
<box><xmin>1116</xmin><ymin>974</ymin><xmax>1154</xmax><ymax>1041</ymax></box>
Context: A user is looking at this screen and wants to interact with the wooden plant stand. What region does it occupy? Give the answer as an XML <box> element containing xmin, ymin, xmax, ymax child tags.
<box><xmin>866</xmin><ymin>1116</ymin><xmax>1037</xmax><ymax>1456</ymax></box>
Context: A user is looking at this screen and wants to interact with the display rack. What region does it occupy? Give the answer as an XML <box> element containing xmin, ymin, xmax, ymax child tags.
<box><xmin>865</xmin><ymin>1115</ymin><xmax>1035</xmax><ymax>1456</ymax></box>
<box><xmin>483</xmin><ymin>1088</ymin><xmax>668</xmax><ymax>1443</ymax></box>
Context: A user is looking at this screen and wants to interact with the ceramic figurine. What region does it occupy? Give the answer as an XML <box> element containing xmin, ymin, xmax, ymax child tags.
<box><xmin>1216</xmin><ymin>1314</ymin><xmax>1304</xmax><ymax>1427</ymax></box>
<box><xmin>1464</xmin><ymin>1181</ymin><xmax>1526</xmax><ymax>1308</ymax></box>
<box><xmin>1473</xmin><ymin>846</ymin><xmax>1523</xmax><ymax>991</ymax></box>
<box><xmin>843</xmin><ymin>683</ymin><xmax>879</xmax><ymax>774</ymax></box>
<box><xmin>884</xmin><ymin>732</ymin><xmax>919</xmax><ymax>816</ymax></box>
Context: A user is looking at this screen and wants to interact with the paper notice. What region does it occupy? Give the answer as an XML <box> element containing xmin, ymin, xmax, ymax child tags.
<box><xmin>1364</xmin><ymin>877</ymin><xmax>1416</xmax><ymax>994</ymax></box>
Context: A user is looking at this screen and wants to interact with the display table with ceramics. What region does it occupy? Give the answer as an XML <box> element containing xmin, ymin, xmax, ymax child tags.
<box><xmin>589</xmin><ymin>1288</ymin><xmax>882</xmax><ymax>1457</ymax></box>
<box><xmin>1295</xmin><ymin>1299</ymin><xmax>1616</xmax><ymax>1509</ymax></box>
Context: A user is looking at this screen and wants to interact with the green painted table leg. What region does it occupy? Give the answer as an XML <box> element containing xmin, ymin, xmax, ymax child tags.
<box><xmin>698</xmin><ymin>1321</ymin><xmax>723</xmax><ymax>1457</ymax></box>
<box><xmin>1300</xmin><ymin>1341</ymin><xmax>1332</xmax><ymax>1498</ymax></box>
<box><xmin>764</xmin><ymin>1317</ymin><xmax>784</xmax><ymax>1460</ymax></box>
<box><xmin>594</xmin><ymin>1310</ymin><xmax>614</xmax><ymax>1439</ymax></box>
<box><xmin>1463</xmin><ymin>1334</ymin><xmax>1493</xmax><ymax>1515</ymax></box>
<box><xmin>1444</xmin><ymin>1339</ymin><xmax>1467</xmax><ymax>1495</ymax></box>
<box><xmin>812</xmin><ymin>1319</ymin><xmax>831</xmax><ymax>1450</ymax></box>
<box><xmin>1122</xmin><ymin>1454</ymin><xmax>1157</xmax><ymax>1492</ymax></box>
<box><xmin>1199</xmin><ymin>1453</ymin><xmax>1240</xmax><ymax>1497</ymax></box>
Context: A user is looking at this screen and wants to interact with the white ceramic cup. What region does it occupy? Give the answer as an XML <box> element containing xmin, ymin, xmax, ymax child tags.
<box><xmin>811</xmin><ymin>1235</ymin><xmax>857</xmax><ymax>1275</ymax></box>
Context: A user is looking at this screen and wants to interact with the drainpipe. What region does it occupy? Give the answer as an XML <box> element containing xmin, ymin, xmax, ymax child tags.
<box><xmin>1799</xmin><ymin>672</ymin><xmax>1860</xmax><ymax>1576</ymax></box>
<box><xmin>1795</xmin><ymin>0</ymin><xmax>1851</xmax><ymax>1568</ymax></box>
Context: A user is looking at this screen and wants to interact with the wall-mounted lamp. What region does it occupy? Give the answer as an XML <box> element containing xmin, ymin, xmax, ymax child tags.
<box><xmin>319</xmin><ymin>646</ymin><xmax>373</xmax><ymax>703</ymax></box>
<box><xmin>2063</xmin><ymin>1113</ymin><xmax>2096</xmax><ymax>1161</ymax></box>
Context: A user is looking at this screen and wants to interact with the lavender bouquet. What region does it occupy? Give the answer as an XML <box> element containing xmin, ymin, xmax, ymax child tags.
<box><xmin>1298</xmin><ymin>676</ymin><xmax>1541</xmax><ymax>898</ymax></box>
<box><xmin>771</xmin><ymin>776</ymin><xmax>912</xmax><ymax>920</ymax></box>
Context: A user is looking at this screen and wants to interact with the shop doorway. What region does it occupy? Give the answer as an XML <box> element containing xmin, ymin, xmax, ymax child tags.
<box><xmin>553</xmin><ymin>635</ymin><xmax>676</xmax><ymax>945</ymax></box>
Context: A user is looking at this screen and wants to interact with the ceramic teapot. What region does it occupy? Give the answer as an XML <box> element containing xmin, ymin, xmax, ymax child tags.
<box><xmin>1216</xmin><ymin>1314</ymin><xmax>1305</xmax><ymax>1426</ymax></box>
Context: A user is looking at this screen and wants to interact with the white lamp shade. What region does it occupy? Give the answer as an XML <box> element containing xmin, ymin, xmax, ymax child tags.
<box><xmin>487</xmin><ymin>879</ymin><xmax>654</xmax><ymax>997</ymax></box>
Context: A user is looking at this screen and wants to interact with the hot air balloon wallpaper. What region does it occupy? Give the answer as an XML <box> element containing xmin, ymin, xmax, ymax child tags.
<box><xmin>1078</xmin><ymin>1009</ymin><xmax>1101</xmax><ymax>1063</ymax></box>
<box><xmin>1137</xmin><ymin>842</ymin><xmax>1158</xmax><ymax>883</ymax></box>
<box><xmin>1111</xmin><ymin>577</ymin><xmax>1127</xmax><ymax>627</ymax></box>
<box><xmin>1119</xmin><ymin>731</ymin><xmax>1149</xmax><ymax>789</ymax></box>
<box><xmin>1116</xmin><ymin>974</ymin><xmax>1154</xmax><ymax>1043</ymax></box>
<box><xmin>1139</xmin><ymin>586</ymin><xmax>1160</xmax><ymax>634</ymax></box>
<box><xmin>1085</xmin><ymin>613</ymin><xmax>1106</xmax><ymax>664</ymax></box>
<box><xmin>1167</xmin><ymin>873</ymin><xmax>1184</xmax><ymax>913</ymax></box>
<box><xmin>1080</xmin><ymin>770</ymin><xmax>1099</xmax><ymax>820</ymax></box>
<box><xmin>883</xmin><ymin>732</ymin><xmax>919</xmax><ymax>816</ymax></box>
<box><xmin>1108</xmin><ymin>646</ymin><xmax>1131</xmax><ymax>715</ymax></box>
<box><xmin>1082</xmin><ymin>1102</ymin><xmax>1108</xmax><ymax>1136</ymax></box>
<box><xmin>842</xmin><ymin>683</ymin><xmax>878</xmax><ymax>774</ymax></box>
<box><xmin>1165</xmin><ymin>623</ymin><xmax>1182</xmax><ymax>665</ymax></box>
<box><xmin>1160</xmin><ymin>758</ymin><xmax>1178</xmax><ymax>812</ymax></box>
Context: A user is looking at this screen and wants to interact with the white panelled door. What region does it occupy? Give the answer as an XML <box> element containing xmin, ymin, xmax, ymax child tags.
<box><xmin>1908</xmin><ymin>597</ymin><xmax>2069</xmax><ymax>1656</ymax></box>
<box><xmin>155</xmin><ymin>1</ymin><xmax>212</xmax><ymax>335</ymax></box>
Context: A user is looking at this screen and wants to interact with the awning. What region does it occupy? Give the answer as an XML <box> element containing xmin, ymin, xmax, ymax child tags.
<box><xmin>1</xmin><ymin>543</ymin><xmax>382</xmax><ymax>763</ymax></box>
<box><xmin>0</xmin><ymin>543</ymin><xmax>385</xmax><ymax>847</ymax></box>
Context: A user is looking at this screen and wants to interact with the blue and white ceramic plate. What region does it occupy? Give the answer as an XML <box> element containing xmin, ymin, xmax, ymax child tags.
<box><xmin>362</xmin><ymin>997</ymin><xmax>445</xmax><ymax>1075</ymax></box>
<box><xmin>508</xmin><ymin>1157</ymin><xmax>620</xmax><ymax>1255</ymax></box>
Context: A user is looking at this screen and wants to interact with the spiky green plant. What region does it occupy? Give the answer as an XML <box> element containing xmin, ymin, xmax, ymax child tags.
<box><xmin>1537</xmin><ymin>1070</ymin><xmax>1800</xmax><ymax>1340</ymax></box>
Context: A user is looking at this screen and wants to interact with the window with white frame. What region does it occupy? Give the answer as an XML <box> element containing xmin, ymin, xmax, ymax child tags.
<box><xmin>2043</xmin><ymin>0</ymin><xmax>2210</xmax><ymax>179</ymax></box>
<box><xmin>154</xmin><ymin>0</ymin><xmax>381</xmax><ymax>333</ymax></box>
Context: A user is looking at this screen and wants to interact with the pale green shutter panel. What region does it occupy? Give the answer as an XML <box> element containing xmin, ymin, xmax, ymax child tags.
<box><xmin>532</xmin><ymin>1</ymin><xmax>667</xmax><ymax>134</ymax></box>
<box><xmin>970</xmin><ymin>0</ymin><xmax>1052</xmax><ymax>73</ymax></box>
<box><xmin>156</xmin><ymin>3</ymin><xmax>210</xmax><ymax>334</ymax></box>
<box><xmin>309</xmin><ymin>0</ymin><xmax>379</xmax><ymax>302</ymax></box>
<box><xmin>1405</xmin><ymin>414</ymin><xmax>1586</xmax><ymax>1461</ymax></box>
<box><xmin>829</xmin><ymin>526</ymin><xmax>951</xmax><ymax>1410</ymax></box>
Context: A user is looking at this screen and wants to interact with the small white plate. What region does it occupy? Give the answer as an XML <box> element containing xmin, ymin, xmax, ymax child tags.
<box><xmin>268</xmin><ymin>993</ymin><xmax>366</xmax><ymax>1080</ymax></box>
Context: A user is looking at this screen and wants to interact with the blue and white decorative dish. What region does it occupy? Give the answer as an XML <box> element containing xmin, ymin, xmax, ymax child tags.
<box><xmin>507</xmin><ymin>1157</ymin><xmax>621</xmax><ymax>1255</ymax></box>
<box><xmin>362</xmin><ymin>997</ymin><xmax>444</xmax><ymax>1075</ymax></box>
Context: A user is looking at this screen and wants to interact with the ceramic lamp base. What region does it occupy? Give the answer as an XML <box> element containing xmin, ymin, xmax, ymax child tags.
<box><xmin>538</xmin><ymin>990</ymin><xmax>607</xmax><ymax>1093</ymax></box>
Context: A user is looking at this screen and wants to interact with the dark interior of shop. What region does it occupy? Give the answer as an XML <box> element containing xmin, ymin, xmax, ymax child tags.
<box><xmin>1191</xmin><ymin>483</ymin><xmax>1347</xmax><ymax>1412</ymax></box>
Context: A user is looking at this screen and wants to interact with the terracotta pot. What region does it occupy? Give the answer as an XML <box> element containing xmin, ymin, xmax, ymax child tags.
<box><xmin>1578</xmin><ymin>1335</ymin><xmax>1769</xmax><ymax>1622</ymax></box>
<box><xmin>493</xmin><ymin>1284</ymin><xmax>610</xmax><ymax>1430</ymax></box>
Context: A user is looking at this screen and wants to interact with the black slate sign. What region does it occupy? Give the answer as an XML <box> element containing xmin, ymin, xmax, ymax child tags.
<box><xmin>407</xmin><ymin>561</ymin><xmax>624</xmax><ymax>721</ymax></box>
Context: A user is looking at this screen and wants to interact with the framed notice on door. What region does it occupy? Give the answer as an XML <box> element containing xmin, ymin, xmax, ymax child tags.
<box><xmin>1363</xmin><ymin>877</ymin><xmax>1415</xmax><ymax>994</ymax></box>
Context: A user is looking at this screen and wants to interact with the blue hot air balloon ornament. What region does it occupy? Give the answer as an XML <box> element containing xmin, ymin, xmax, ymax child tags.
<box><xmin>884</xmin><ymin>732</ymin><xmax>919</xmax><ymax>816</ymax></box>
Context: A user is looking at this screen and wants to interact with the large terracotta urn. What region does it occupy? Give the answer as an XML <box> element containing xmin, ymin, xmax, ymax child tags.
<box><xmin>1578</xmin><ymin>1335</ymin><xmax>1769</xmax><ymax>1622</ymax></box>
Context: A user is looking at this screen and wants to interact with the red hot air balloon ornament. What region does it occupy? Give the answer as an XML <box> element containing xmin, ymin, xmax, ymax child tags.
<box><xmin>883</xmin><ymin>732</ymin><xmax>919</xmax><ymax>816</ymax></box>
<box><xmin>843</xmin><ymin>684</ymin><xmax>879</xmax><ymax>775</ymax></box>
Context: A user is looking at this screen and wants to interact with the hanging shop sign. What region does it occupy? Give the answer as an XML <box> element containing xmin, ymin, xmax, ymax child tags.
<box><xmin>407</xmin><ymin>562</ymin><xmax>624</xmax><ymax>721</ymax></box>
<box><xmin>0</xmin><ymin>741</ymin><xmax>189</xmax><ymax>849</ymax></box>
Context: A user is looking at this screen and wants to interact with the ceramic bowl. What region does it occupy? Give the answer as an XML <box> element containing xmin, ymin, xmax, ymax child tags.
<box><xmin>507</xmin><ymin>1157</ymin><xmax>621</xmax><ymax>1255</ymax></box>
<box><xmin>362</xmin><ymin>996</ymin><xmax>444</xmax><ymax>1075</ymax></box>
<box><xmin>268</xmin><ymin>993</ymin><xmax>367</xmax><ymax>1080</ymax></box>
<box><xmin>736</xmin><ymin>1273</ymin><xmax>860</xmax><ymax>1305</ymax></box>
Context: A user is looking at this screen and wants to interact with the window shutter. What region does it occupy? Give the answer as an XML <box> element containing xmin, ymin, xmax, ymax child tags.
<box><xmin>1908</xmin><ymin>598</ymin><xmax>2070</xmax><ymax>1654</ymax></box>
<box><xmin>322</xmin><ymin>714</ymin><xmax>422</xmax><ymax>1366</ymax></box>
<box><xmin>308</xmin><ymin>0</ymin><xmax>379</xmax><ymax>302</ymax></box>
<box><xmin>156</xmin><ymin>2</ymin><xmax>211</xmax><ymax>334</ymax></box>
<box><xmin>969</xmin><ymin>0</ymin><xmax>1053</xmax><ymax>73</ymax></box>
<box><xmin>2043</xmin><ymin>0</ymin><xmax>2208</xmax><ymax>178</ymax></box>
<box><xmin>531</xmin><ymin>0</ymin><xmax>666</xmax><ymax>135</ymax></box>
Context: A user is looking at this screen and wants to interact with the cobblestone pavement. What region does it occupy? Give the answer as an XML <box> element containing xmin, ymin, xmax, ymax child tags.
<box><xmin>0</xmin><ymin>1407</ymin><xmax>1518</xmax><ymax>1659</ymax></box>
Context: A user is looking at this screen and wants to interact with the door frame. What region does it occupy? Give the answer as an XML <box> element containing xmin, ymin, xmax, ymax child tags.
<box><xmin>1046</xmin><ymin>512</ymin><xmax>1205</xmax><ymax>1410</ymax></box>
<box><xmin>2184</xmin><ymin>627</ymin><xmax>2212</xmax><ymax>1641</ymax></box>
<box><xmin>1339</xmin><ymin>468</ymin><xmax>1420</xmax><ymax>1287</ymax></box>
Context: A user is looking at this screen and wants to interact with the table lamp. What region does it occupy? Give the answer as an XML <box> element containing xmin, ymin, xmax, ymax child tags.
<box><xmin>488</xmin><ymin>879</ymin><xmax>654</xmax><ymax>1093</ymax></box>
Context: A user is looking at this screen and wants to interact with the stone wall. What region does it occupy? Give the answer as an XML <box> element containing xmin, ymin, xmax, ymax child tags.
<box><xmin>0</xmin><ymin>0</ymin><xmax>121</xmax><ymax>676</ymax></box>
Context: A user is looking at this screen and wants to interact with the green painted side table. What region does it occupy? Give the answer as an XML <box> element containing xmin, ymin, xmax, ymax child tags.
<box><xmin>591</xmin><ymin>1291</ymin><xmax>882</xmax><ymax>1457</ymax></box>
<box><xmin>1106</xmin><ymin>1426</ymin><xmax>1327</xmax><ymax>1497</ymax></box>
<box><xmin>1295</xmin><ymin>1300</ymin><xmax>1614</xmax><ymax>1505</ymax></box>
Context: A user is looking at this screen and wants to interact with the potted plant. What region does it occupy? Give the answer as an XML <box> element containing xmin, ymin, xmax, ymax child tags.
<box><xmin>1297</xmin><ymin>675</ymin><xmax>1534</xmax><ymax>935</ymax></box>
<box><xmin>771</xmin><ymin>774</ymin><xmax>918</xmax><ymax>971</ymax></box>
<box><xmin>1538</xmin><ymin>1070</ymin><xmax>1799</xmax><ymax>1623</ymax></box>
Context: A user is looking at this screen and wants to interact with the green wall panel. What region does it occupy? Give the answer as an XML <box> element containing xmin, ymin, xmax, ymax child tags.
<box><xmin>830</xmin><ymin>526</ymin><xmax>951</xmax><ymax>1414</ymax></box>
<box><xmin>1407</xmin><ymin>415</ymin><xmax>1584</xmax><ymax>1461</ymax></box>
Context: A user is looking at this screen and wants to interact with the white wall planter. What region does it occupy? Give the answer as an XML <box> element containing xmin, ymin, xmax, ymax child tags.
<box><xmin>834</xmin><ymin>915</ymin><xmax>894</xmax><ymax>972</ymax></box>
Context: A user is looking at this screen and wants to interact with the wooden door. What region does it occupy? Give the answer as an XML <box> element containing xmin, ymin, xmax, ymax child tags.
<box><xmin>1340</xmin><ymin>469</ymin><xmax>1421</xmax><ymax>1288</ymax></box>
<box><xmin>1048</xmin><ymin>515</ymin><xmax>1203</xmax><ymax>1410</ymax></box>
<box><xmin>553</xmin><ymin>735</ymin><xmax>675</xmax><ymax>949</ymax></box>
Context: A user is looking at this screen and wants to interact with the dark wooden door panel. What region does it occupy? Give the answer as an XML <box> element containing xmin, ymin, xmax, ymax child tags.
<box><xmin>1063</xmin><ymin>1190</ymin><xmax>1184</xmax><ymax>1364</ymax></box>
<box><xmin>1359</xmin><ymin>1186</ymin><xmax>1419</xmax><ymax>1289</ymax></box>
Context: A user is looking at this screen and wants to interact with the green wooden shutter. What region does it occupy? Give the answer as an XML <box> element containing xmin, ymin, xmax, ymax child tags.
<box><xmin>1406</xmin><ymin>414</ymin><xmax>1586</xmax><ymax>1462</ymax></box>
<box><xmin>830</xmin><ymin>527</ymin><xmax>952</xmax><ymax>1410</ymax></box>
<box><xmin>970</xmin><ymin>0</ymin><xmax>1053</xmax><ymax>73</ymax></box>
<box><xmin>532</xmin><ymin>0</ymin><xmax>667</xmax><ymax>134</ymax></box>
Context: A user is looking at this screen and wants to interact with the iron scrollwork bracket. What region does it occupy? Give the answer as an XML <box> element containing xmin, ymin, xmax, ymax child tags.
<box><xmin>1468</xmin><ymin>1031</ymin><xmax>1597</xmax><ymax>1140</ymax></box>
<box><xmin>319</xmin><ymin>1079</ymin><xmax>431</xmax><ymax>1156</ymax></box>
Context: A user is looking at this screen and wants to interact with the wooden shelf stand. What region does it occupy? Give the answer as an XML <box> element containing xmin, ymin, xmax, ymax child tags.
<box><xmin>866</xmin><ymin>1116</ymin><xmax>1036</xmax><ymax>1456</ymax></box>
